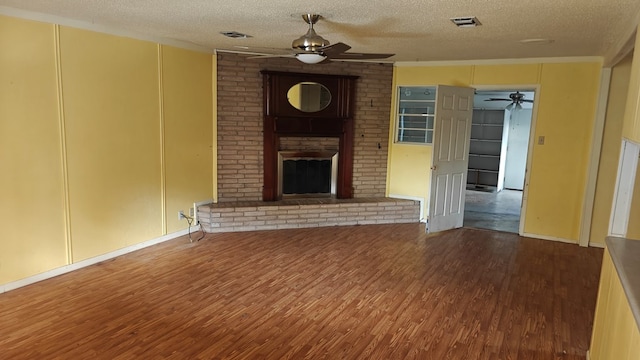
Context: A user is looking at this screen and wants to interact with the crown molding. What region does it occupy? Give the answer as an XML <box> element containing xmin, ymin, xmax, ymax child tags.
<box><xmin>0</xmin><ymin>6</ymin><xmax>213</xmax><ymax>54</ymax></box>
<box><xmin>395</xmin><ymin>56</ymin><xmax>604</xmax><ymax>67</ymax></box>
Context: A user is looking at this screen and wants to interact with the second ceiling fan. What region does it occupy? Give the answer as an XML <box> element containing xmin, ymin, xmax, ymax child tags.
<box><xmin>485</xmin><ymin>91</ymin><xmax>533</xmax><ymax>110</ymax></box>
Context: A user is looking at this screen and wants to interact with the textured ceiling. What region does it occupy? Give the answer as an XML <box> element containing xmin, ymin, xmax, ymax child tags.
<box><xmin>1</xmin><ymin>0</ymin><xmax>639</xmax><ymax>64</ymax></box>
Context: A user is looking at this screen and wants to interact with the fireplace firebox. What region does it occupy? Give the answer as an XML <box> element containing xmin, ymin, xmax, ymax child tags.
<box><xmin>278</xmin><ymin>151</ymin><xmax>338</xmax><ymax>197</ymax></box>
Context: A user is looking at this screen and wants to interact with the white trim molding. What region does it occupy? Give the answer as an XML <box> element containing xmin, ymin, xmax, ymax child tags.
<box><xmin>395</xmin><ymin>56</ymin><xmax>604</xmax><ymax>67</ymax></box>
<box><xmin>579</xmin><ymin>68</ymin><xmax>613</xmax><ymax>247</ymax></box>
<box><xmin>521</xmin><ymin>232</ymin><xmax>578</xmax><ymax>245</ymax></box>
<box><xmin>0</xmin><ymin>6</ymin><xmax>213</xmax><ymax>54</ymax></box>
<box><xmin>609</xmin><ymin>139</ymin><xmax>640</xmax><ymax>237</ymax></box>
<box><xmin>0</xmin><ymin>226</ymin><xmax>201</xmax><ymax>294</ymax></box>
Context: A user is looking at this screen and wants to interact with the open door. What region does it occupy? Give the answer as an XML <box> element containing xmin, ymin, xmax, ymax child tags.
<box><xmin>427</xmin><ymin>85</ymin><xmax>475</xmax><ymax>233</ymax></box>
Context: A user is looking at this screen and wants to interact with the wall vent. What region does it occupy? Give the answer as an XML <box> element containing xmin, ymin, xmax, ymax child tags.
<box><xmin>220</xmin><ymin>31</ymin><xmax>252</xmax><ymax>38</ymax></box>
<box><xmin>450</xmin><ymin>17</ymin><xmax>481</xmax><ymax>28</ymax></box>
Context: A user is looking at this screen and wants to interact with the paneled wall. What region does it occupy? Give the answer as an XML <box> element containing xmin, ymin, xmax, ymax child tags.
<box><xmin>0</xmin><ymin>15</ymin><xmax>213</xmax><ymax>285</ymax></box>
<box><xmin>216</xmin><ymin>52</ymin><xmax>393</xmax><ymax>202</ymax></box>
<box><xmin>589</xmin><ymin>247</ymin><xmax>640</xmax><ymax>359</ymax></box>
<box><xmin>0</xmin><ymin>16</ymin><xmax>68</xmax><ymax>281</ymax></box>
<box><xmin>60</xmin><ymin>28</ymin><xmax>163</xmax><ymax>260</ymax></box>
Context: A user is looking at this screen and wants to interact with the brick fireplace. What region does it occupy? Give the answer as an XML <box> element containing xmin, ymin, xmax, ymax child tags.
<box><xmin>201</xmin><ymin>52</ymin><xmax>420</xmax><ymax>233</ymax></box>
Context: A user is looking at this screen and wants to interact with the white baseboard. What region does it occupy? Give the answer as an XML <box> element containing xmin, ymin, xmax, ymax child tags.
<box><xmin>588</xmin><ymin>242</ymin><xmax>606</xmax><ymax>249</ymax></box>
<box><xmin>520</xmin><ymin>232</ymin><xmax>578</xmax><ymax>245</ymax></box>
<box><xmin>0</xmin><ymin>226</ymin><xmax>200</xmax><ymax>294</ymax></box>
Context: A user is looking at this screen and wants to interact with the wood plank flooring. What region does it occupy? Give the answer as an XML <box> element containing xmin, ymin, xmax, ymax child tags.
<box><xmin>0</xmin><ymin>224</ymin><xmax>603</xmax><ymax>359</ymax></box>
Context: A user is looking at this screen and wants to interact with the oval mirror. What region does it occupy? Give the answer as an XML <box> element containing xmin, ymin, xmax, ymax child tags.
<box><xmin>287</xmin><ymin>82</ymin><xmax>331</xmax><ymax>112</ymax></box>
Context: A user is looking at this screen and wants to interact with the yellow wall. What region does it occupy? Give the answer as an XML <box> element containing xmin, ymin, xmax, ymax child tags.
<box><xmin>0</xmin><ymin>15</ymin><xmax>213</xmax><ymax>284</ymax></box>
<box><xmin>388</xmin><ymin>61</ymin><xmax>602</xmax><ymax>242</ymax></box>
<box><xmin>589</xmin><ymin>248</ymin><xmax>640</xmax><ymax>359</ymax></box>
<box><xmin>0</xmin><ymin>16</ymin><xmax>68</xmax><ymax>282</ymax></box>
<box><xmin>162</xmin><ymin>46</ymin><xmax>214</xmax><ymax>233</ymax></box>
<box><xmin>526</xmin><ymin>62</ymin><xmax>602</xmax><ymax>241</ymax></box>
<box><xmin>623</xmin><ymin>27</ymin><xmax>640</xmax><ymax>143</ymax></box>
<box><xmin>60</xmin><ymin>28</ymin><xmax>163</xmax><ymax>260</ymax></box>
<box><xmin>387</xmin><ymin>144</ymin><xmax>432</xmax><ymax>217</ymax></box>
<box><xmin>590</xmin><ymin>54</ymin><xmax>633</xmax><ymax>245</ymax></box>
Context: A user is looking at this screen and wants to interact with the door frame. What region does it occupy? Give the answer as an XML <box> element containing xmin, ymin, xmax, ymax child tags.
<box><xmin>469</xmin><ymin>85</ymin><xmax>541</xmax><ymax>235</ymax></box>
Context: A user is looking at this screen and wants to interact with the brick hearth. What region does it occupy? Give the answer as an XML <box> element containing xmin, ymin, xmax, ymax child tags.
<box><xmin>198</xmin><ymin>198</ymin><xmax>420</xmax><ymax>233</ymax></box>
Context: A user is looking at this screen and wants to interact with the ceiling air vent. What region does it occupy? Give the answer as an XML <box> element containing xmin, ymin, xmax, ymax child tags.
<box><xmin>450</xmin><ymin>17</ymin><xmax>481</xmax><ymax>28</ymax></box>
<box><xmin>220</xmin><ymin>31</ymin><xmax>252</xmax><ymax>39</ymax></box>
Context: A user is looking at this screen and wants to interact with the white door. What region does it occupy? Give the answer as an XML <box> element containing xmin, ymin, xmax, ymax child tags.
<box><xmin>427</xmin><ymin>85</ymin><xmax>475</xmax><ymax>233</ymax></box>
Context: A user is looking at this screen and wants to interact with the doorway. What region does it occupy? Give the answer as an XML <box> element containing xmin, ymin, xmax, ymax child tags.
<box><xmin>463</xmin><ymin>89</ymin><xmax>535</xmax><ymax>233</ymax></box>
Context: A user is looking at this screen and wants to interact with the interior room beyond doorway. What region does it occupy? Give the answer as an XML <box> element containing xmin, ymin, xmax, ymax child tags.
<box><xmin>464</xmin><ymin>89</ymin><xmax>534</xmax><ymax>233</ymax></box>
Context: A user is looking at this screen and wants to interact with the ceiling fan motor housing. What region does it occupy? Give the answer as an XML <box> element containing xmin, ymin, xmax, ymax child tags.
<box><xmin>292</xmin><ymin>29</ymin><xmax>330</xmax><ymax>52</ymax></box>
<box><xmin>510</xmin><ymin>92</ymin><xmax>525</xmax><ymax>103</ymax></box>
<box><xmin>292</xmin><ymin>14</ymin><xmax>330</xmax><ymax>52</ymax></box>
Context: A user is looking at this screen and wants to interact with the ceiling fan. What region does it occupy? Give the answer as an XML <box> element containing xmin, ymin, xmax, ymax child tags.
<box><xmin>250</xmin><ymin>14</ymin><xmax>395</xmax><ymax>64</ymax></box>
<box><xmin>484</xmin><ymin>91</ymin><xmax>533</xmax><ymax>110</ymax></box>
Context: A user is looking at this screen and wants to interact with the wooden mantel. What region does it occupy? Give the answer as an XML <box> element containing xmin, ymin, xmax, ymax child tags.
<box><xmin>261</xmin><ymin>71</ymin><xmax>358</xmax><ymax>201</ymax></box>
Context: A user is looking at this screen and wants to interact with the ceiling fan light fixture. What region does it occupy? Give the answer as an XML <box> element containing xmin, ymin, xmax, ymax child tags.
<box><xmin>506</xmin><ymin>102</ymin><xmax>523</xmax><ymax>111</ymax></box>
<box><xmin>296</xmin><ymin>53</ymin><xmax>327</xmax><ymax>64</ymax></box>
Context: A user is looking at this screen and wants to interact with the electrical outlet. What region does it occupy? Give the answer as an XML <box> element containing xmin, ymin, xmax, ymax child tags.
<box><xmin>178</xmin><ymin>210</ymin><xmax>185</xmax><ymax>220</ymax></box>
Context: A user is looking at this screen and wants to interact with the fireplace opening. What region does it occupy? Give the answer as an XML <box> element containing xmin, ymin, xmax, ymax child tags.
<box><xmin>278</xmin><ymin>151</ymin><xmax>338</xmax><ymax>198</ymax></box>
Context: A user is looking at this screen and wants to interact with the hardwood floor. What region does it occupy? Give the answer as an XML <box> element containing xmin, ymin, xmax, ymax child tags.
<box><xmin>0</xmin><ymin>224</ymin><xmax>603</xmax><ymax>359</ymax></box>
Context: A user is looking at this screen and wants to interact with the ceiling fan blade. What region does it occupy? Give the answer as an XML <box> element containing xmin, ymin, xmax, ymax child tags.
<box><xmin>328</xmin><ymin>52</ymin><xmax>394</xmax><ymax>60</ymax></box>
<box><xmin>485</xmin><ymin>98</ymin><xmax>512</xmax><ymax>101</ymax></box>
<box><xmin>320</xmin><ymin>42</ymin><xmax>352</xmax><ymax>56</ymax></box>
<box><xmin>521</xmin><ymin>99</ymin><xmax>534</xmax><ymax>103</ymax></box>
